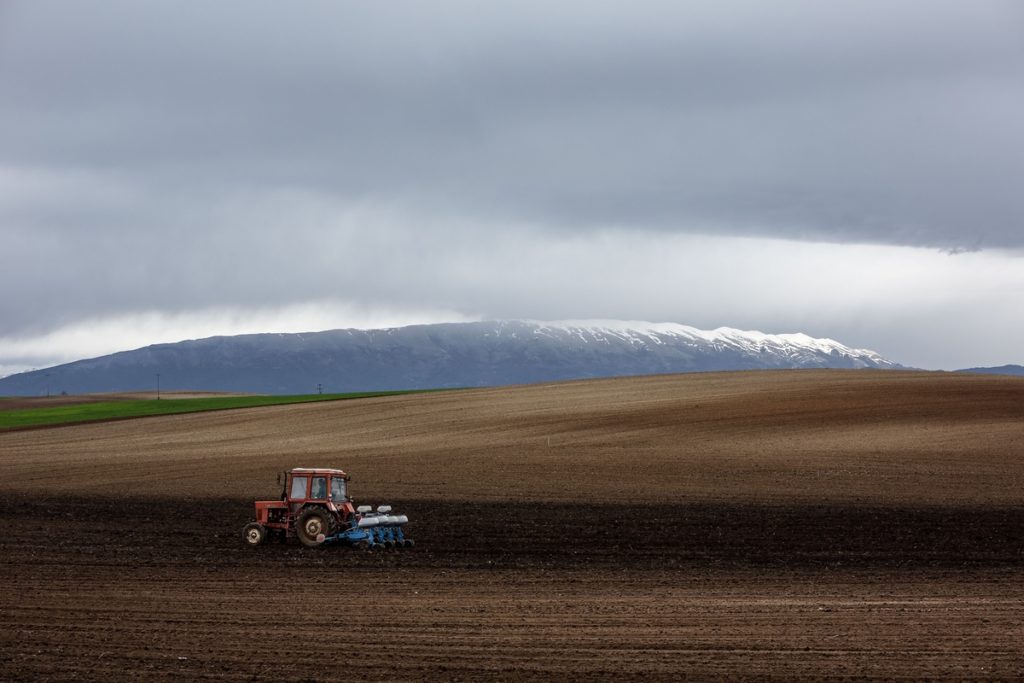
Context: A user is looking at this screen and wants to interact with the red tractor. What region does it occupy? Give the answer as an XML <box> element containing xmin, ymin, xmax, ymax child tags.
<box><xmin>242</xmin><ymin>467</ymin><xmax>412</xmax><ymax>549</ymax></box>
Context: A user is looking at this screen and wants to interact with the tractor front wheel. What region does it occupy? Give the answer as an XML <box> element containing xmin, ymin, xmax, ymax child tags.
<box><xmin>296</xmin><ymin>508</ymin><xmax>334</xmax><ymax>548</ymax></box>
<box><xmin>243</xmin><ymin>522</ymin><xmax>267</xmax><ymax>547</ymax></box>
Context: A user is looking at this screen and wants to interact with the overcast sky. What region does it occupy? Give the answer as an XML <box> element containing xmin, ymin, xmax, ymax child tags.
<box><xmin>1</xmin><ymin>0</ymin><xmax>1023</xmax><ymax>375</ymax></box>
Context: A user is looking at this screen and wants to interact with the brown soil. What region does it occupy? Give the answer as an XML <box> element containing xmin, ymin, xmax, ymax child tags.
<box><xmin>1</xmin><ymin>370</ymin><xmax>1023</xmax><ymax>680</ymax></box>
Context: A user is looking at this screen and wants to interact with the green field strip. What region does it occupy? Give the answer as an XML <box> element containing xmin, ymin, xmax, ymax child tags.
<box><xmin>0</xmin><ymin>390</ymin><xmax>429</xmax><ymax>430</ymax></box>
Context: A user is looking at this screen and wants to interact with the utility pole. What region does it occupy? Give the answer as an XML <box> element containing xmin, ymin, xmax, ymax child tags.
<box><xmin>156</xmin><ymin>373</ymin><xmax>161</xmax><ymax>400</ymax></box>
<box><xmin>317</xmin><ymin>383</ymin><xmax>323</xmax><ymax>395</ymax></box>
<box><xmin>45</xmin><ymin>373</ymin><xmax>51</xmax><ymax>398</ymax></box>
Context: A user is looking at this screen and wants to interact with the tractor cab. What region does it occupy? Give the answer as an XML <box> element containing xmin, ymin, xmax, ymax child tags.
<box><xmin>284</xmin><ymin>467</ymin><xmax>354</xmax><ymax>518</ymax></box>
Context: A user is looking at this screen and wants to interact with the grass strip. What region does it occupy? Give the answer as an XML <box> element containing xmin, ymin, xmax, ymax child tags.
<box><xmin>0</xmin><ymin>391</ymin><xmax>428</xmax><ymax>430</ymax></box>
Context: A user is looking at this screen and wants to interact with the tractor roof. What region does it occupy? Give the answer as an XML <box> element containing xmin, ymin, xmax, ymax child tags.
<box><xmin>289</xmin><ymin>467</ymin><xmax>348</xmax><ymax>476</ymax></box>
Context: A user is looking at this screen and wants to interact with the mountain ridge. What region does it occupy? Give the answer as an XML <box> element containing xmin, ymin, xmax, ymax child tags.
<box><xmin>956</xmin><ymin>364</ymin><xmax>1024</xmax><ymax>377</ymax></box>
<box><xmin>0</xmin><ymin>319</ymin><xmax>901</xmax><ymax>395</ymax></box>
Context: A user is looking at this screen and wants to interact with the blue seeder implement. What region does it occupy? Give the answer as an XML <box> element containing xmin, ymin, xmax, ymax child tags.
<box><xmin>327</xmin><ymin>505</ymin><xmax>413</xmax><ymax>549</ymax></box>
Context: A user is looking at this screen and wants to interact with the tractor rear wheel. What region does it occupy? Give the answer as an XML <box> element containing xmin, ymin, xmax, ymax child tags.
<box><xmin>296</xmin><ymin>507</ymin><xmax>334</xmax><ymax>548</ymax></box>
<box><xmin>243</xmin><ymin>522</ymin><xmax>266</xmax><ymax>547</ymax></box>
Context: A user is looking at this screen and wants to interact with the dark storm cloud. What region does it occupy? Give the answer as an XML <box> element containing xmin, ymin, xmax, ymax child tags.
<box><xmin>3</xmin><ymin>0</ymin><xmax>1022</xmax><ymax>241</ymax></box>
<box><xmin>1</xmin><ymin>0</ymin><xmax>1022</xmax><ymax>356</ymax></box>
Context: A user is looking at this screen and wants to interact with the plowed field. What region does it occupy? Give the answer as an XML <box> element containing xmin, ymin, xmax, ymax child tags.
<box><xmin>2</xmin><ymin>370</ymin><xmax>1023</xmax><ymax>680</ymax></box>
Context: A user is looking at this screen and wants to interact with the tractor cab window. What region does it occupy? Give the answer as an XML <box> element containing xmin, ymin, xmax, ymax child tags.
<box><xmin>331</xmin><ymin>478</ymin><xmax>347</xmax><ymax>501</ymax></box>
<box><xmin>311</xmin><ymin>477</ymin><xmax>327</xmax><ymax>499</ymax></box>
<box><xmin>290</xmin><ymin>475</ymin><xmax>308</xmax><ymax>499</ymax></box>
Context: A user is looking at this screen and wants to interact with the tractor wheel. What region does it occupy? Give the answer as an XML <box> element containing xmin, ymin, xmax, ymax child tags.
<box><xmin>242</xmin><ymin>522</ymin><xmax>267</xmax><ymax>547</ymax></box>
<box><xmin>296</xmin><ymin>507</ymin><xmax>334</xmax><ymax>548</ymax></box>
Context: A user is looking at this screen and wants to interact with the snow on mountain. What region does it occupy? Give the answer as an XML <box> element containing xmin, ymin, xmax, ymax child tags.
<box><xmin>0</xmin><ymin>320</ymin><xmax>900</xmax><ymax>395</ymax></box>
<box><xmin>531</xmin><ymin>320</ymin><xmax>891</xmax><ymax>365</ymax></box>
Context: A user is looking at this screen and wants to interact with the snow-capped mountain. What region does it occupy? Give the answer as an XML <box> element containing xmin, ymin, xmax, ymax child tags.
<box><xmin>0</xmin><ymin>320</ymin><xmax>900</xmax><ymax>395</ymax></box>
